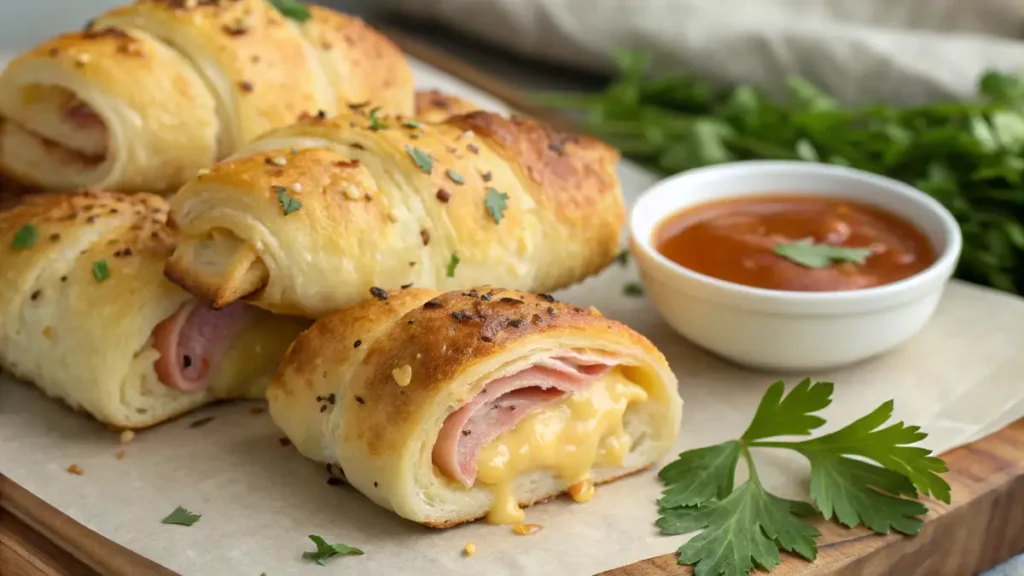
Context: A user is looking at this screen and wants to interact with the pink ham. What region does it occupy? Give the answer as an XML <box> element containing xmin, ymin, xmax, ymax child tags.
<box><xmin>152</xmin><ymin>301</ymin><xmax>256</xmax><ymax>393</ymax></box>
<box><xmin>432</xmin><ymin>353</ymin><xmax>617</xmax><ymax>487</ymax></box>
<box><xmin>62</xmin><ymin>96</ymin><xmax>105</xmax><ymax>130</ymax></box>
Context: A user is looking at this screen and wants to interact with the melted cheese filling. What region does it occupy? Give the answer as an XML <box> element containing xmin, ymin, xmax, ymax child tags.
<box><xmin>209</xmin><ymin>314</ymin><xmax>308</xmax><ymax>398</ymax></box>
<box><xmin>474</xmin><ymin>369</ymin><xmax>648</xmax><ymax>524</ymax></box>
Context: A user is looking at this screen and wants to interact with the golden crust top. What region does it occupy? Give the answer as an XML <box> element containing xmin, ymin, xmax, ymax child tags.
<box><xmin>414</xmin><ymin>90</ymin><xmax>479</xmax><ymax>123</ymax></box>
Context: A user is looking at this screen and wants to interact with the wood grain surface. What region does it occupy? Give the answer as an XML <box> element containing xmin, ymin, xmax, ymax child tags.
<box><xmin>2</xmin><ymin>27</ymin><xmax>1023</xmax><ymax>576</ymax></box>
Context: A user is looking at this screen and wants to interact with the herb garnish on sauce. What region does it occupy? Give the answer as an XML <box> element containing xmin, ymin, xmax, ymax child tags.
<box><xmin>774</xmin><ymin>238</ymin><xmax>872</xmax><ymax>269</ymax></box>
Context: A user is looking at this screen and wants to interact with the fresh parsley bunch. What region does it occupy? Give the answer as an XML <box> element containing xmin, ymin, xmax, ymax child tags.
<box><xmin>657</xmin><ymin>380</ymin><xmax>950</xmax><ymax>576</ymax></box>
<box><xmin>537</xmin><ymin>53</ymin><xmax>1024</xmax><ymax>294</ymax></box>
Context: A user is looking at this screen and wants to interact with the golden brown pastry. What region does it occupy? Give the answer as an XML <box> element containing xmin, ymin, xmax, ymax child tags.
<box><xmin>0</xmin><ymin>190</ymin><xmax>308</xmax><ymax>428</ymax></box>
<box><xmin>164</xmin><ymin>110</ymin><xmax>624</xmax><ymax>318</ymax></box>
<box><xmin>267</xmin><ymin>287</ymin><xmax>682</xmax><ymax>527</ymax></box>
<box><xmin>414</xmin><ymin>89</ymin><xmax>479</xmax><ymax>123</ymax></box>
<box><xmin>0</xmin><ymin>0</ymin><xmax>413</xmax><ymax>193</ymax></box>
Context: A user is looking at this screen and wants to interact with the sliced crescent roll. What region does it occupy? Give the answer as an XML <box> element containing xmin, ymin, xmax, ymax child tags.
<box><xmin>267</xmin><ymin>287</ymin><xmax>682</xmax><ymax>527</ymax></box>
<box><xmin>0</xmin><ymin>190</ymin><xmax>309</xmax><ymax>428</ymax></box>
<box><xmin>0</xmin><ymin>0</ymin><xmax>413</xmax><ymax>192</ymax></box>
<box><xmin>164</xmin><ymin>110</ymin><xmax>624</xmax><ymax>318</ymax></box>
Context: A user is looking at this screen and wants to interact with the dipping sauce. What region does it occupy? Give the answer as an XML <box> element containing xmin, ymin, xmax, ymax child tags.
<box><xmin>655</xmin><ymin>195</ymin><xmax>937</xmax><ymax>292</ymax></box>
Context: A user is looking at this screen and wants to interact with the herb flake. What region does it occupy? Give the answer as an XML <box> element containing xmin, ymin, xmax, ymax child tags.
<box><xmin>484</xmin><ymin>188</ymin><xmax>509</xmax><ymax>224</ymax></box>
<box><xmin>275</xmin><ymin>186</ymin><xmax>302</xmax><ymax>216</ymax></box>
<box><xmin>162</xmin><ymin>506</ymin><xmax>201</xmax><ymax>527</ymax></box>
<box><xmin>92</xmin><ymin>260</ymin><xmax>110</xmax><ymax>282</ymax></box>
<box><xmin>302</xmin><ymin>535</ymin><xmax>363</xmax><ymax>565</ymax></box>
<box><xmin>405</xmin><ymin>145</ymin><xmax>433</xmax><ymax>174</ymax></box>
<box><xmin>623</xmin><ymin>282</ymin><xmax>643</xmax><ymax>296</ymax></box>
<box><xmin>773</xmin><ymin>238</ymin><xmax>872</xmax><ymax>269</ymax></box>
<box><xmin>12</xmin><ymin>224</ymin><xmax>37</xmax><ymax>249</ymax></box>
<box><xmin>446</xmin><ymin>169</ymin><xmax>464</xmax><ymax>185</ymax></box>
<box><xmin>268</xmin><ymin>0</ymin><xmax>311</xmax><ymax>22</ymax></box>
<box><xmin>368</xmin><ymin>107</ymin><xmax>387</xmax><ymax>131</ymax></box>
<box><xmin>447</xmin><ymin>253</ymin><xmax>460</xmax><ymax>278</ymax></box>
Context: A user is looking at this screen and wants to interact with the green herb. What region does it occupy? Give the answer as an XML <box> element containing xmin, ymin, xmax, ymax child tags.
<box><xmin>446</xmin><ymin>253</ymin><xmax>460</xmax><ymax>277</ymax></box>
<box><xmin>615</xmin><ymin>248</ymin><xmax>630</xmax><ymax>266</ymax></box>
<box><xmin>623</xmin><ymin>282</ymin><xmax>644</xmax><ymax>296</ymax></box>
<box><xmin>368</xmin><ymin>108</ymin><xmax>387</xmax><ymax>131</ymax></box>
<box><xmin>275</xmin><ymin>186</ymin><xmax>301</xmax><ymax>216</ymax></box>
<box><xmin>657</xmin><ymin>379</ymin><xmax>950</xmax><ymax>576</ymax></box>
<box><xmin>403</xmin><ymin>120</ymin><xmax>422</xmax><ymax>129</ymax></box>
<box><xmin>302</xmin><ymin>535</ymin><xmax>363</xmax><ymax>566</ymax></box>
<box><xmin>537</xmin><ymin>52</ymin><xmax>1024</xmax><ymax>294</ymax></box>
<box><xmin>773</xmin><ymin>238</ymin><xmax>873</xmax><ymax>269</ymax></box>
<box><xmin>91</xmin><ymin>260</ymin><xmax>110</xmax><ymax>282</ymax></box>
<box><xmin>268</xmin><ymin>0</ymin><xmax>311</xmax><ymax>22</ymax></box>
<box><xmin>446</xmin><ymin>168</ymin><xmax>464</xmax><ymax>185</ymax></box>
<box><xmin>485</xmin><ymin>188</ymin><xmax>509</xmax><ymax>224</ymax></box>
<box><xmin>405</xmin><ymin>145</ymin><xmax>433</xmax><ymax>174</ymax></box>
<box><xmin>162</xmin><ymin>506</ymin><xmax>201</xmax><ymax>527</ymax></box>
<box><xmin>12</xmin><ymin>224</ymin><xmax>37</xmax><ymax>249</ymax></box>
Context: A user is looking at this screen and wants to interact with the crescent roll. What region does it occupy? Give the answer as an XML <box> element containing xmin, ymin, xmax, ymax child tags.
<box><xmin>0</xmin><ymin>190</ymin><xmax>309</xmax><ymax>428</ymax></box>
<box><xmin>414</xmin><ymin>90</ymin><xmax>480</xmax><ymax>123</ymax></box>
<box><xmin>164</xmin><ymin>110</ymin><xmax>625</xmax><ymax>318</ymax></box>
<box><xmin>0</xmin><ymin>0</ymin><xmax>413</xmax><ymax>193</ymax></box>
<box><xmin>267</xmin><ymin>287</ymin><xmax>682</xmax><ymax>527</ymax></box>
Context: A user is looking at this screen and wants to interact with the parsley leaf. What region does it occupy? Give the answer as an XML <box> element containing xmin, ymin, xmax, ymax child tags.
<box><xmin>405</xmin><ymin>145</ymin><xmax>433</xmax><ymax>174</ymax></box>
<box><xmin>446</xmin><ymin>168</ymin><xmax>464</xmax><ymax>185</ymax></box>
<box><xmin>92</xmin><ymin>259</ymin><xmax>110</xmax><ymax>282</ymax></box>
<box><xmin>302</xmin><ymin>535</ymin><xmax>363</xmax><ymax>565</ymax></box>
<box><xmin>484</xmin><ymin>188</ymin><xmax>509</xmax><ymax>224</ymax></box>
<box><xmin>12</xmin><ymin>224</ymin><xmax>37</xmax><ymax>249</ymax></box>
<box><xmin>656</xmin><ymin>380</ymin><xmax>950</xmax><ymax>576</ymax></box>
<box><xmin>275</xmin><ymin>186</ymin><xmax>301</xmax><ymax>216</ymax></box>
<box><xmin>368</xmin><ymin>107</ymin><xmax>387</xmax><ymax>131</ymax></box>
<box><xmin>403</xmin><ymin>120</ymin><xmax>421</xmax><ymax>129</ymax></box>
<box><xmin>615</xmin><ymin>248</ymin><xmax>629</xmax><ymax>266</ymax></box>
<box><xmin>268</xmin><ymin>0</ymin><xmax>311</xmax><ymax>22</ymax></box>
<box><xmin>162</xmin><ymin>506</ymin><xmax>200</xmax><ymax>527</ymax></box>
<box><xmin>446</xmin><ymin>253</ymin><xmax>460</xmax><ymax>278</ymax></box>
<box><xmin>773</xmin><ymin>238</ymin><xmax>872</xmax><ymax>269</ymax></box>
<box><xmin>623</xmin><ymin>282</ymin><xmax>644</xmax><ymax>296</ymax></box>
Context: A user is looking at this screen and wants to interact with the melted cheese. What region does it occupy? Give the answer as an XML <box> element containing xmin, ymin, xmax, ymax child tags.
<box><xmin>209</xmin><ymin>314</ymin><xmax>309</xmax><ymax>397</ymax></box>
<box><xmin>474</xmin><ymin>370</ymin><xmax>648</xmax><ymax>524</ymax></box>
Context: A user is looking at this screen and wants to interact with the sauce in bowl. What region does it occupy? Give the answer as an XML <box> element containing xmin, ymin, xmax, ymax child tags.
<box><xmin>654</xmin><ymin>195</ymin><xmax>937</xmax><ymax>292</ymax></box>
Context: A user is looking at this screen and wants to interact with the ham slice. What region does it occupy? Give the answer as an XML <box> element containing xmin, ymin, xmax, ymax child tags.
<box><xmin>432</xmin><ymin>353</ymin><xmax>616</xmax><ymax>487</ymax></box>
<box><xmin>62</xmin><ymin>95</ymin><xmax>105</xmax><ymax>130</ymax></box>
<box><xmin>152</xmin><ymin>301</ymin><xmax>256</xmax><ymax>393</ymax></box>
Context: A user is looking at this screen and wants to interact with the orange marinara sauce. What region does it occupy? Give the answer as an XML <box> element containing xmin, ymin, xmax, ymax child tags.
<box><xmin>655</xmin><ymin>195</ymin><xmax>937</xmax><ymax>292</ymax></box>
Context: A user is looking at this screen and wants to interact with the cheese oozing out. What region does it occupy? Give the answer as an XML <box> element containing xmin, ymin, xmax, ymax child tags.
<box><xmin>474</xmin><ymin>369</ymin><xmax>648</xmax><ymax>524</ymax></box>
<box><xmin>207</xmin><ymin>313</ymin><xmax>308</xmax><ymax>397</ymax></box>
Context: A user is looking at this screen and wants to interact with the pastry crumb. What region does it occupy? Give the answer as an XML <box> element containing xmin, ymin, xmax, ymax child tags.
<box><xmin>392</xmin><ymin>364</ymin><xmax>412</xmax><ymax>387</ymax></box>
<box><xmin>512</xmin><ymin>523</ymin><xmax>542</xmax><ymax>536</ymax></box>
<box><xmin>120</xmin><ymin>429</ymin><xmax>135</xmax><ymax>444</ymax></box>
<box><xmin>115</xmin><ymin>449</ymin><xmax>127</xmax><ymax>460</ymax></box>
<box><xmin>67</xmin><ymin>464</ymin><xmax>84</xmax><ymax>475</ymax></box>
<box><xmin>463</xmin><ymin>542</ymin><xmax>476</xmax><ymax>556</ymax></box>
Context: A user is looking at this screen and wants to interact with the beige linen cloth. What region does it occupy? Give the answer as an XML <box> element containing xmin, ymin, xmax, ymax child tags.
<box><xmin>382</xmin><ymin>0</ymin><xmax>1024</xmax><ymax>104</ymax></box>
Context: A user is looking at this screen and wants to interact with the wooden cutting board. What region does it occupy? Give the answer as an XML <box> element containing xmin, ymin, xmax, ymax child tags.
<box><xmin>2</xmin><ymin>29</ymin><xmax>1023</xmax><ymax>576</ymax></box>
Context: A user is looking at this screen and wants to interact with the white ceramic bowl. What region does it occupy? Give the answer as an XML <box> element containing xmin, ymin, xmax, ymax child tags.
<box><xmin>629</xmin><ymin>160</ymin><xmax>963</xmax><ymax>372</ymax></box>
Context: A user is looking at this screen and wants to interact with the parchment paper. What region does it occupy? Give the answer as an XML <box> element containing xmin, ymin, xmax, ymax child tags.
<box><xmin>2</xmin><ymin>58</ymin><xmax>1024</xmax><ymax>576</ymax></box>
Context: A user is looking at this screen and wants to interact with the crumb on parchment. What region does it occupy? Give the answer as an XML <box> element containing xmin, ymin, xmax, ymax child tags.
<box><xmin>67</xmin><ymin>464</ymin><xmax>84</xmax><ymax>475</ymax></box>
<box><xmin>464</xmin><ymin>542</ymin><xmax>476</xmax><ymax>556</ymax></box>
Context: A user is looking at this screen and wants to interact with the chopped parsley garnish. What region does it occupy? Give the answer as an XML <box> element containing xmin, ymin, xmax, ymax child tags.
<box><xmin>275</xmin><ymin>186</ymin><xmax>302</xmax><ymax>216</ymax></box>
<box><xmin>92</xmin><ymin>260</ymin><xmax>110</xmax><ymax>282</ymax></box>
<box><xmin>302</xmin><ymin>535</ymin><xmax>364</xmax><ymax>565</ymax></box>
<box><xmin>162</xmin><ymin>506</ymin><xmax>201</xmax><ymax>527</ymax></box>
<box><xmin>447</xmin><ymin>253</ymin><xmax>460</xmax><ymax>278</ymax></box>
<box><xmin>405</xmin><ymin>145</ymin><xmax>433</xmax><ymax>174</ymax></box>
<box><xmin>658</xmin><ymin>379</ymin><xmax>950</xmax><ymax>576</ymax></box>
<box><xmin>484</xmin><ymin>188</ymin><xmax>509</xmax><ymax>224</ymax></box>
<box><xmin>268</xmin><ymin>0</ymin><xmax>311</xmax><ymax>22</ymax></box>
<box><xmin>402</xmin><ymin>120</ymin><xmax>422</xmax><ymax>129</ymax></box>
<box><xmin>623</xmin><ymin>282</ymin><xmax>644</xmax><ymax>296</ymax></box>
<box><xmin>368</xmin><ymin>107</ymin><xmax>387</xmax><ymax>131</ymax></box>
<box><xmin>615</xmin><ymin>248</ymin><xmax>629</xmax><ymax>266</ymax></box>
<box><xmin>446</xmin><ymin>169</ymin><xmax>464</xmax><ymax>185</ymax></box>
<box><xmin>773</xmin><ymin>238</ymin><xmax>872</xmax><ymax>269</ymax></box>
<box><xmin>12</xmin><ymin>224</ymin><xmax>38</xmax><ymax>249</ymax></box>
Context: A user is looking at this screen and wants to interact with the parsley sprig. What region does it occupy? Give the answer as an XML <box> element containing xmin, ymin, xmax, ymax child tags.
<box><xmin>658</xmin><ymin>379</ymin><xmax>950</xmax><ymax>576</ymax></box>
<box><xmin>773</xmin><ymin>238</ymin><xmax>873</xmax><ymax>269</ymax></box>
<box><xmin>302</xmin><ymin>535</ymin><xmax>363</xmax><ymax>565</ymax></box>
<box><xmin>537</xmin><ymin>51</ymin><xmax>1024</xmax><ymax>294</ymax></box>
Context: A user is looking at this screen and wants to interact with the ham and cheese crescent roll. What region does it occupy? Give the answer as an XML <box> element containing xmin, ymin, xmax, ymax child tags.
<box><xmin>164</xmin><ymin>110</ymin><xmax>624</xmax><ymax>318</ymax></box>
<box><xmin>0</xmin><ymin>0</ymin><xmax>413</xmax><ymax>192</ymax></box>
<box><xmin>0</xmin><ymin>190</ymin><xmax>308</xmax><ymax>428</ymax></box>
<box><xmin>267</xmin><ymin>287</ymin><xmax>682</xmax><ymax>527</ymax></box>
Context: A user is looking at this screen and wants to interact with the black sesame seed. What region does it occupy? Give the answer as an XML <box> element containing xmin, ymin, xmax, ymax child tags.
<box><xmin>407</xmin><ymin>320</ymin><xmax>414</xmax><ymax>325</ymax></box>
<box><xmin>461</xmin><ymin>430</ymin><xmax>472</xmax><ymax>436</ymax></box>
<box><xmin>539</xmin><ymin>293</ymin><xmax>555</xmax><ymax>302</ymax></box>
<box><xmin>480</xmin><ymin>294</ymin><xmax>492</xmax><ymax>301</ymax></box>
<box><xmin>424</xmin><ymin>299</ymin><xmax>442</xmax><ymax>309</ymax></box>
<box><xmin>354</xmin><ymin>340</ymin><xmax>362</xmax><ymax>348</ymax></box>
<box><xmin>467</xmin><ymin>144</ymin><xmax>479</xmax><ymax>154</ymax></box>
<box><xmin>482</xmin><ymin>171</ymin><xmax>492</xmax><ymax>182</ymax></box>
<box><xmin>369</xmin><ymin>286</ymin><xmax>387</xmax><ymax>300</ymax></box>
<box><xmin>481</xmin><ymin>335</ymin><xmax>493</xmax><ymax>343</ymax></box>
<box><xmin>509</xmin><ymin>319</ymin><xmax>525</xmax><ymax>328</ymax></box>
<box><xmin>320</xmin><ymin>404</ymin><xmax>327</xmax><ymax>413</ymax></box>
<box><xmin>547</xmin><ymin>307</ymin><xmax>556</xmax><ymax>315</ymax></box>
<box><xmin>499</xmin><ymin>297</ymin><xmax>524</xmax><ymax>305</ymax></box>
<box><xmin>436</xmin><ymin>188</ymin><xmax>451</xmax><ymax>203</ymax></box>
<box><xmin>49</xmin><ymin>233</ymin><xmax>60</xmax><ymax>242</ymax></box>
<box><xmin>30</xmin><ymin>290</ymin><xmax>41</xmax><ymax>301</ymax></box>
<box><xmin>401</xmin><ymin>282</ymin><xmax>413</xmax><ymax>289</ymax></box>
<box><xmin>327</xmin><ymin>393</ymin><xmax>336</xmax><ymax>405</ymax></box>
<box><xmin>452</xmin><ymin>311</ymin><xmax>473</xmax><ymax>322</ymax></box>
<box><xmin>355</xmin><ymin>395</ymin><xmax>365</xmax><ymax>404</ymax></box>
<box><xmin>420</xmin><ymin>229</ymin><xmax>430</xmax><ymax>246</ymax></box>
<box><xmin>60</xmin><ymin>276</ymin><xmax>68</xmax><ymax>282</ymax></box>
<box><xmin>373</xmin><ymin>481</ymin><xmax>379</xmax><ymax>487</ymax></box>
